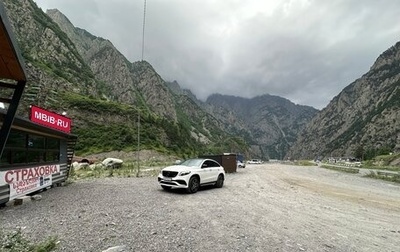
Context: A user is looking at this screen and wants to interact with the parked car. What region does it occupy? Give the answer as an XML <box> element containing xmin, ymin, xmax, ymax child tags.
<box><xmin>158</xmin><ymin>158</ymin><xmax>225</xmax><ymax>193</ymax></box>
<box><xmin>237</xmin><ymin>160</ymin><xmax>246</xmax><ymax>168</ymax></box>
<box><xmin>248</xmin><ymin>159</ymin><xmax>262</xmax><ymax>164</ymax></box>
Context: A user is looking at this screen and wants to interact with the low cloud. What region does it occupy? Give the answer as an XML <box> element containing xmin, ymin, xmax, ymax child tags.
<box><xmin>35</xmin><ymin>0</ymin><xmax>400</xmax><ymax>109</ymax></box>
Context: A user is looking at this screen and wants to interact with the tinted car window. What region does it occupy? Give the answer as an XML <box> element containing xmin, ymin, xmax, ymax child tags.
<box><xmin>202</xmin><ymin>160</ymin><xmax>220</xmax><ymax>168</ymax></box>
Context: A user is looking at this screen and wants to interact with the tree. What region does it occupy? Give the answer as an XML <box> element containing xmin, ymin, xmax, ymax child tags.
<box><xmin>354</xmin><ymin>145</ymin><xmax>364</xmax><ymax>160</ymax></box>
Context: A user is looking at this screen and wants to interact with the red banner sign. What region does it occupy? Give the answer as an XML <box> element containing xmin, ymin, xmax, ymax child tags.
<box><xmin>30</xmin><ymin>105</ymin><xmax>71</xmax><ymax>133</ymax></box>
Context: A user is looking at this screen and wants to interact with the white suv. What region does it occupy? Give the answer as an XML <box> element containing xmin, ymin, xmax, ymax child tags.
<box><xmin>158</xmin><ymin>158</ymin><xmax>225</xmax><ymax>193</ymax></box>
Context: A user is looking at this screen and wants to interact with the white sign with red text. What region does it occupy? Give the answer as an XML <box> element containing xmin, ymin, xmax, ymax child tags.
<box><xmin>0</xmin><ymin>165</ymin><xmax>60</xmax><ymax>200</ymax></box>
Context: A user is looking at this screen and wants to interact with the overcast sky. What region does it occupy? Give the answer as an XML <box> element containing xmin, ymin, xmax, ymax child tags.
<box><xmin>34</xmin><ymin>0</ymin><xmax>400</xmax><ymax>109</ymax></box>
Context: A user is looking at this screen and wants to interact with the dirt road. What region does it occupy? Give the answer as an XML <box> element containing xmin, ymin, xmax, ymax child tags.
<box><xmin>1</xmin><ymin>163</ymin><xmax>400</xmax><ymax>251</ymax></box>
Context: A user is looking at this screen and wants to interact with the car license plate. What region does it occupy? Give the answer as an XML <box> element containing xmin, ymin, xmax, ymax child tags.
<box><xmin>164</xmin><ymin>177</ymin><xmax>172</xmax><ymax>181</ymax></box>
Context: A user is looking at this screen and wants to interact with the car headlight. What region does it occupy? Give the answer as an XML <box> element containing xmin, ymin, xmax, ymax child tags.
<box><xmin>179</xmin><ymin>171</ymin><xmax>191</xmax><ymax>176</ymax></box>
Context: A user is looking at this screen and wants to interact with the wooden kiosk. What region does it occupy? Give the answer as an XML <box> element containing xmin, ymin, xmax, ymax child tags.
<box><xmin>0</xmin><ymin>2</ymin><xmax>76</xmax><ymax>206</ymax></box>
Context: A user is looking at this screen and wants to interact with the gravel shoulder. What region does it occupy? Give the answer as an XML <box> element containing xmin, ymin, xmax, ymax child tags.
<box><xmin>1</xmin><ymin>163</ymin><xmax>400</xmax><ymax>251</ymax></box>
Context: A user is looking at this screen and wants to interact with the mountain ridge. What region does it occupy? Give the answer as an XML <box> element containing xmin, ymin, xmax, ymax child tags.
<box><xmin>4</xmin><ymin>0</ymin><xmax>248</xmax><ymax>157</ymax></box>
<box><xmin>5</xmin><ymin>0</ymin><xmax>398</xmax><ymax>162</ymax></box>
<box><xmin>205</xmin><ymin>93</ymin><xmax>318</xmax><ymax>159</ymax></box>
<box><xmin>287</xmin><ymin>41</ymin><xmax>400</xmax><ymax>159</ymax></box>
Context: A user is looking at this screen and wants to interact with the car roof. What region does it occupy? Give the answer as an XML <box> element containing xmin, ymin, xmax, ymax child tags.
<box><xmin>185</xmin><ymin>158</ymin><xmax>221</xmax><ymax>164</ymax></box>
<box><xmin>186</xmin><ymin>158</ymin><xmax>212</xmax><ymax>161</ymax></box>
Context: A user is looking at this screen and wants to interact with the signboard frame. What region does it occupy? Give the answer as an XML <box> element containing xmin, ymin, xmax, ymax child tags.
<box><xmin>29</xmin><ymin>105</ymin><xmax>71</xmax><ymax>133</ymax></box>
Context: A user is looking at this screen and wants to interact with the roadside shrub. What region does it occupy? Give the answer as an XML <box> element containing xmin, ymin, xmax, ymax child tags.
<box><xmin>364</xmin><ymin>171</ymin><xmax>400</xmax><ymax>183</ymax></box>
<box><xmin>320</xmin><ymin>164</ymin><xmax>359</xmax><ymax>174</ymax></box>
<box><xmin>0</xmin><ymin>229</ymin><xmax>58</xmax><ymax>252</ymax></box>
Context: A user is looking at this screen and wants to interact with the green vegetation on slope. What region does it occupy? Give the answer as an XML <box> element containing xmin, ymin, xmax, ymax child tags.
<box><xmin>62</xmin><ymin>93</ymin><xmax>247</xmax><ymax>158</ymax></box>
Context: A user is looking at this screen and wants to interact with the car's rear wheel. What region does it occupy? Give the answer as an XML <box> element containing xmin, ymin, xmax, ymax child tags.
<box><xmin>186</xmin><ymin>176</ymin><xmax>200</xmax><ymax>193</ymax></box>
<box><xmin>215</xmin><ymin>174</ymin><xmax>224</xmax><ymax>188</ymax></box>
<box><xmin>161</xmin><ymin>185</ymin><xmax>171</xmax><ymax>191</ymax></box>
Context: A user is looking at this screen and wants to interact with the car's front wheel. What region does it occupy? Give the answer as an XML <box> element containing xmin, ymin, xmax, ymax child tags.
<box><xmin>186</xmin><ymin>176</ymin><xmax>200</xmax><ymax>193</ymax></box>
<box><xmin>215</xmin><ymin>174</ymin><xmax>224</xmax><ymax>188</ymax></box>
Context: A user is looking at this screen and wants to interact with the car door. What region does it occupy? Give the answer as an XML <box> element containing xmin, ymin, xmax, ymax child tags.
<box><xmin>201</xmin><ymin>160</ymin><xmax>215</xmax><ymax>183</ymax></box>
<box><xmin>203</xmin><ymin>160</ymin><xmax>221</xmax><ymax>183</ymax></box>
<box><xmin>210</xmin><ymin>160</ymin><xmax>222</xmax><ymax>181</ymax></box>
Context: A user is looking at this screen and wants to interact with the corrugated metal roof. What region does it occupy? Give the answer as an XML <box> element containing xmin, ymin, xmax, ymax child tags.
<box><xmin>0</xmin><ymin>2</ymin><xmax>27</xmax><ymax>81</ymax></box>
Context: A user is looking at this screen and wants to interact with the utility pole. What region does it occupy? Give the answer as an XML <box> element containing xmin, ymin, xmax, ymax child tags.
<box><xmin>141</xmin><ymin>0</ymin><xmax>147</xmax><ymax>61</ymax></box>
<box><xmin>136</xmin><ymin>112</ymin><xmax>140</xmax><ymax>177</ymax></box>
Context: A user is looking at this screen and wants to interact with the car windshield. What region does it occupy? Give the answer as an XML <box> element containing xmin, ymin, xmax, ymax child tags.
<box><xmin>180</xmin><ymin>159</ymin><xmax>203</xmax><ymax>168</ymax></box>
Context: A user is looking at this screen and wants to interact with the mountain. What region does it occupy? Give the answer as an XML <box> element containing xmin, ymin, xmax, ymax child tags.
<box><xmin>3</xmin><ymin>0</ymin><xmax>335</xmax><ymax>161</ymax></box>
<box><xmin>287</xmin><ymin>42</ymin><xmax>400</xmax><ymax>160</ymax></box>
<box><xmin>45</xmin><ymin>8</ymin><xmax>177</xmax><ymax>120</ymax></box>
<box><xmin>3</xmin><ymin>0</ymin><xmax>247</xmax><ymax>157</ymax></box>
<box><xmin>205</xmin><ymin>94</ymin><xmax>318</xmax><ymax>159</ymax></box>
<box><xmin>165</xmin><ymin>80</ymin><xmax>318</xmax><ymax>160</ymax></box>
<box><xmin>165</xmin><ymin>81</ymin><xmax>202</xmax><ymax>107</ymax></box>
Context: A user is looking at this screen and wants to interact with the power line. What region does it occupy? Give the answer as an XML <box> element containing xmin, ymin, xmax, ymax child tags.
<box><xmin>141</xmin><ymin>0</ymin><xmax>147</xmax><ymax>61</ymax></box>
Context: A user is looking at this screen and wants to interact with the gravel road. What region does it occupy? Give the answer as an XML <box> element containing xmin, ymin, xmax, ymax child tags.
<box><xmin>1</xmin><ymin>163</ymin><xmax>400</xmax><ymax>252</ymax></box>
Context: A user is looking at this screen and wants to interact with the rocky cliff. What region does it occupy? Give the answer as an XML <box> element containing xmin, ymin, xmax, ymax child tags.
<box><xmin>206</xmin><ymin>94</ymin><xmax>318</xmax><ymax>159</ymax></box>
<box><xmin>3</xmin><ymin>0</ymin><xmax>246</xmax><ymax>156</ymax></box>
<box><xmin>287</xmin><ymin>42</ymin><xmax>400</xmax><ymax>160</ymax></box>
<box><xmin>3</xmin><ymin>0</ymin><xmax>98</xmax><ymax>111</ymax></box>
<box><xmin>46</xmin><ymin>9</ymin><xmax>177</xmax><ymax>121</ymax></box>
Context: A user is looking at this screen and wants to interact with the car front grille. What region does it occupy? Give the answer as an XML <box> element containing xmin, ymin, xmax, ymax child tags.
<box><xmin>175</xmin><ymin>180</ymin><xmax>187</xmax><ymax>186</ymax></box>
<box><xmin>162</xmin><ymin>171</ymin><xmax>178</xmax><ymax>178</ymax></box>
<box><xmin>160</xmin><ymin>180</ymin><xmax>187</xmax><ymax>186</ymax></box>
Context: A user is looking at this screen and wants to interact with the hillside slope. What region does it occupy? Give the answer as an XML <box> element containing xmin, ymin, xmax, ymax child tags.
<box><xmin>3</xmin><ymin>0</ymin><xmax>246</xmax><ymax>157</ymax></box>
<box><xmin>287</xmin><ymin>42</ymin><xmax>400</xmax><ymax>160</ymax></box>
<box><xmin>206</xmin><ymin>94</ymin><xmax>318</xmax><ymax>159</ymax></box>
<box><xmin>46</xmin><ymin>9</ymin><xmax>177</xmax><ymax>120</ymax></box>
